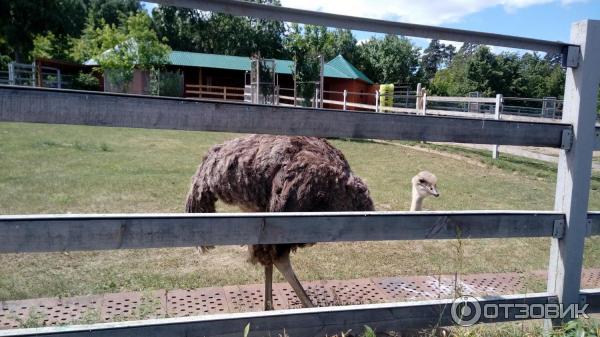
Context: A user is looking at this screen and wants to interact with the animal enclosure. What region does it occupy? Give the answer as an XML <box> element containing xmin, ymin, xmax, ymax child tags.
<box><xmin>0</xmin><ymin>1</ymin><xmax>600</xmax><ymax>336</ymax></box>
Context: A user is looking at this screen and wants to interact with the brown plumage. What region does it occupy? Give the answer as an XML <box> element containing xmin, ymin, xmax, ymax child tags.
<box><xmin>185</xmin><ymin>134</ymin><xmax>374</xmax><ymax>309</ymax></box>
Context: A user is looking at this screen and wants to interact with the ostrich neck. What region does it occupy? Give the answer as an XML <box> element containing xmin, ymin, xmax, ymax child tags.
<box><xmin>410</xmin><ymin>187</ymin><xmax>424</xmax><ymax>211</ymax></box>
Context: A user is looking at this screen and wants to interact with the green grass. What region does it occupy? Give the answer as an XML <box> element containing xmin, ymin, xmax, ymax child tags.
<box><xmin>0</xmin><ymin>122</ymin><xmax>599</xmax><ymax>302</ymax></box>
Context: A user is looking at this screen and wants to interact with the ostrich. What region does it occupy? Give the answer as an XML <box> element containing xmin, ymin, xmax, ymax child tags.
<box><xmin>185</xmin><ymin>134</ymin><xmax>439</xmax><ymax>310</ymax></box>
<box><xmin>410</xmin><ymin>170</ymin><xmax>439</xmax><ymax>211</ymax></box>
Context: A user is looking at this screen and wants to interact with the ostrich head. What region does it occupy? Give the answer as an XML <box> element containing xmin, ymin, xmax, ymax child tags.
<box><xmin>410</xmin><ymin>171</ymin><xmax>439</xmax><ymax>211</ymax></box>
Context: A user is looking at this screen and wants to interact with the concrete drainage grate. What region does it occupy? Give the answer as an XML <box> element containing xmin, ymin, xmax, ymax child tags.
<box><xmin>2</xmin><ymin>269</ymin><xmax>600</xmax><ymax>329</ymax></box>
<box><xmin>329</xmin><ymin>279</ymin><xmax>392</xmax><ymax>305</ymax></box>
<box><xmin>100</xmin><ymin>291</ymin><xmax>165</xmax><ymax>322</ymax></box>
<box><xmin>0</xmin><ymin>295</ymin><xmax>102</xmax><ymax>329</ymax></box>
<box><xmin>582</xmin><ymin>269</ymin><xmax>600</xmax><ymax>289</ymax></box>
<box><xmin>223</xmin><ymin>285</ymin><xmax>264</xmax><ymax>313</ymax></box>
<box><xmin>167</xmin><ymin>288</ymin><xmax>228</xmax><ymax>316</ymax></box>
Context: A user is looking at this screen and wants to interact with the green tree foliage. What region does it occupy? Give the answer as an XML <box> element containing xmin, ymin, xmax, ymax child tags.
<box><xmin>0</xmin><ymin>0</ymin><xmax>86</xmax><ymax>61</ymax></box>
<box><xmin>431</xmin><ymin>45</ymin><xmax>566</xmax><ymax>99</ymax></box>
<box><xmin>354</xmin><ymin>35</ymin><xmax>421</xmax><ymax>84</ymax></box>
<box><xmin>86</xmin><ymin>0</ymin><xmax>140</xmax><ymax>26</ymax></box>
<box><xmin>31</xmin><ymin>32</ymin><xmax>73</xmax><ymax>61</ymax></box>
<box><xmin>71</xmin><ymin>12</ymin><xmax>171</xmax><ymax>92</ymax></box>
<box><xmin>152</xmin><ymin>0</ymin><xmax>285</xmax><ymax>58</ymax></box>
<box><xmin>0</xmin><ymin>0</ymin><xmax>140</xmax><ymax>63</ymax></box>
<box><xmin>420</xmin><ymin>39</ymin><xmax>456</xmax><ymax>83</ymax></box>
<box><xmin>284</xmin><ymin>24</ymin><xmax>321</xmax><ymax>106</ymax></box>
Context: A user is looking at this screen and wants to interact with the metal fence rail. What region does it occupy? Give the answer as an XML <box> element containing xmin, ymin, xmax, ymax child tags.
<box><xmin>160</xmin><ymin>0</ymin><xmax>571</xmax><ymax>55</ymax></box>
<box><xmin>0</xmin><ymin>293</ymin><xmax>558</xmax><ymax>337</ymax></box>
<box><xmin>0</xmin><ymin>86</ymin><xmax>572</xmax><ymax>147</ymax></box>
<box><xmin>0</xmin><ymin>211</ymin><xmax>571</xmax><ymax>253</ymax></box>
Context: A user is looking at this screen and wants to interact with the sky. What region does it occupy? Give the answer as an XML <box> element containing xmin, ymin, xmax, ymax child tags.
<box><xmin>142</xmin><ymin>0</ymin><xmax>600</xmax><ymax>52</ymax></box>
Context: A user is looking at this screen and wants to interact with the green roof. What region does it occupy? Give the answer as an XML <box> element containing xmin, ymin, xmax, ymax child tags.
<box><xmin>169</xmin><ymin>51</ymin><xmax>373</xmax><ymax>83</ymax></box>
<box><xmin>325</xmin><ymin>55</ymin><xmax>373</xmax><ymax>84</ymax></box>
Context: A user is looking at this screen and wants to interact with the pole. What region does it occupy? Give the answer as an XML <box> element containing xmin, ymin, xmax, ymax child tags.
<box><xmin>545</xmin><ymin>20</ymin><xmax>600</xmax><ymax>330</ymax></box>
<box><xmin>492</xmin><ymin>94</ymin><xmax>502</xmax><ymax>159</ymax></box>
<box><xmin>8</xmin><ymin>62</ymin><xmax>14</xmax><ymax>86</ymax></box>
<box><xmin>416</xmin><ymin>82</ymin><xmax>422</xmax><ymax>111</ymax></box>
<box><xmin>319</xmin><ymin>55</ymin><xmax>324</xmax><ymax>108</ymax></box>
<box><xmin>343</xmin><ymin>89</ymin><xmax>347</xmax><ymax>110</ymax></box>
<box><xmin>422</xmin><ymin>90</ymin><xmax>428</xmax><ymax>115</ymax></box>
<box><xmin>375</xmin><ymin>90</ymin><xmax>380</xmax><ymax>112</ymax></box>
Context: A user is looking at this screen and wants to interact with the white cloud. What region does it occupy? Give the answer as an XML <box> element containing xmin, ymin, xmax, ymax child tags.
<box><xmin>280</xmin><ymin>0</ymin><xmax>578</xmax><ymax>26</ymax></box>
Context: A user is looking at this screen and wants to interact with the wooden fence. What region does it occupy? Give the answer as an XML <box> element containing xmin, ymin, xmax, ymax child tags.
<box><xmin>185</xmin><ymin>83</ymin><xmax>245</xmax><ymax>100</ymax></box>
<box><xmin>0</xmin><ymin>1</ymin><xmax>599</xmax><ymax>336</ymax></box>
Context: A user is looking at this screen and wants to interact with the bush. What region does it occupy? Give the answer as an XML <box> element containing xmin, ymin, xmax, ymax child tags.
<box><xmin>72</xmin><ymin>71</ymin><xmax>100</xmax><ymax>91</ymax></box>
<box><xmin>149</xmin><ymin>70</ymin><xmax>183</xmax><ymax>97</ymax></box>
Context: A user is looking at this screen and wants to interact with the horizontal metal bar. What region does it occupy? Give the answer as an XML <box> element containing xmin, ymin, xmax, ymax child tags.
<box><xmin>0</xmin><ymin>293</ymin><xmax>555</xmax><ymax>337</ymax></box>
<box><xmin>585</xmin><ymin>212</ymin><xmax>600</xmax><ymax>235</ymax></box>
<box><xmin>427</xmin><ymin>96</ymin><xmax>497</xmax><ymax>103</ymax></box>
<box><xmin>0</xmin><ymin>211</ymin><xmax>563</xmax><ymax>253</ymax></box>
<box><xmin>0</xmin><ymin>86</ymin><xmax>571</xmax><ymax>147</ymax></box>
<box><xmin>157</xmin><ymin>0</ymin><xmax>571</xmax><ymax>54</ymax></box>
<box><xmin>581</xmin><ymin>288</ymin><xmax>600</xmax><ymax>313</ymax></box>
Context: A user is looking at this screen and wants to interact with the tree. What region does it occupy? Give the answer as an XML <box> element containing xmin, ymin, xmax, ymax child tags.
<box><xmin>420</xmin><ymin>39</ymin><xmax>456</xmax><ymax>83</ymax></box>
<box><xmin>0</xmin><ymin>0</ymin><xmax>140</xmax><ymax>63</ymax></box>
<box><xmin>354</xmin><ymin>35</ymin><xmax>421</xmax><ymax>84</ymax></box>
<box><xmin>0</xmin><ymin>0</ymin><xmax>86</xmax><ymax>61</ymax></box>
<box><xmin>71</xmin><ymin>12</ymin><xmax>171</xmax><ymax>92</ymax></box>
<box><xmin>85</xmin><ymin>0</ymin><xmax>140</xmax><ymax>26</ymax></box>
<box><xmin>152</xmin><ymin>0</ymin><xmax>285</xmax><ymax>58</ymax></box>
<box><xmin>431</xmin><ymin>46</ymin><xmax>566</xmax><ymax>99</ymax></box>
<box><xmin>284</xmin><ymin>24</ymin><xmax>321</xmax><ymax>106</ymax></box>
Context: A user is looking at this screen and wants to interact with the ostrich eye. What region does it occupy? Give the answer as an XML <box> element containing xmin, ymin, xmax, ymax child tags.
<box><xmin>418</xmin><ymin>179</ymin><xmax>425</xmax><ymax>184</ymax></box>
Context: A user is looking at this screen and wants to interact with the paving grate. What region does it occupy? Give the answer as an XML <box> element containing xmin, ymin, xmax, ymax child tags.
<box><xmin>166</xmin><ymin>288</ymin><xmax>228</xmax><ymax>316</ymax></box>
<box><xmin>223</xmin><ymin>285</ymin><xmax>265</xmax><ymax>313</ymax></box>
<box><xmin>101</xmin><ymin>291</ymin><xmax>165</xmax><ymax>322</ymax></box>
<box><xmin>583</xmin><ymin>269</ymin><xmax>600</xmax><ymax>289</ymax></box>
<box><xmin>328</xmin><ymin>279</ymin><xmax>392</xmax><ymax>305</ymax></box>
<box><xmin>274</xmin><ymin>281</ymin><xmax>334</xmax><ymax>308</ymax></box>
<box><xmin>0</xmin><ymin>295</ymin><xmax>102</xmax><ymax>329</ymax></box>
<box><xmin>376</xmin><ymin>276</ymin><xmax>456</xmax><ymax>300</ymax></box>
<box><xmin>2</xmin><ymin>269</ymin><xmax>600</xmax><ymax>329</ymax></box>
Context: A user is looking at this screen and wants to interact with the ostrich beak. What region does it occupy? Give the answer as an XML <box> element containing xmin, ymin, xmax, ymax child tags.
<box><xmin>431</xmin><ymin>187</ymin><xmax>440</xmax><ymax>197</ymax></box>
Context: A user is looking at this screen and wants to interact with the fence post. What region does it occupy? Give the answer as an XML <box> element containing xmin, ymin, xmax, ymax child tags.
<box><xmin>545</xmin><ymin>20</ymin><xmax>600</xmax><ymax>330</ymax></box>
<box><xmin>416</xmin><ymin>83</ymin><xmax>422</xmax><ymax>111</ymax></box>
<box><xmin>492</xmin><ymin>94</ymin><xmax>502</xmax><ymax>159</ymax></box>
<box><xmin>57</xmin><ymin>68</ymin><xmax>62</xmax><ymax>89</ymax></box>
<box><xmin>8</xmin><ymin>62</ymin><xmax>14</xmax><ymax>85</ymax></box>
<box><xmin>422</xmin><ymin>90</ymin><xmax>427</xmax><ymax>115</ymax></box>
<box><xmin>343</xmin><ymin>89</ymin><xmax>347</xmax><ymax>110</ymax></box>
<box><xmin>223</xmin><ymin>87</ymin><xmax>227</xmax><ymax>100</ymax></box>
<box><xmin>315</xmin><ymin>88</ymin><xmax>319</xmax><ymax>108</ymax></box>
<box><xmin>375</xmin><ymin>90</ymin><xmax>380</xmax><ymax>112</ymax></box>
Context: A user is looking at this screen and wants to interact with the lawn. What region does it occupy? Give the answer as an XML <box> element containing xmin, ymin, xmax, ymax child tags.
<box><xmin>0</xmin><ymin>122</ymin><xmax>599</xmax><ymax>301</ymax></box>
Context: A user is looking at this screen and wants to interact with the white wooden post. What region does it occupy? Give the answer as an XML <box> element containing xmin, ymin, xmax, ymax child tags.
<box><xmin>8</xmin><ymin>62</ymin><xmax>14</xmax><ymax>85</ymax></box>
<box><xmin>314</xmin><ymin>87</ymin><xmax>319</xmax><ymax>108</ymax></box>
<box><xmin>375</xmin><ymin>90</ymin><xmax>380</xmax><ymax>112</ymax></box>
<box><xmin>343</xmin><ymin>89</ymin><xmax>347</xmax><ymax>110</ymax></box>
<box><xmin>492</xmin><ymin>94</ymin><xmax>502</xmax><ymax>159</ymax></box>
<box><xmin>546</xmin><ymin>20</ymin><xmax>600</xmax><ymax>329</ymax></box>
<box><xmin>223</xmin><ymin>87</ymin><xmax>227</xmax><ymax>100</ymax></box>
<box><xmin>57</xmin><ymin>68</ymin><xmax>62</xmax><ymax>89</ymax></box>
<box><xmin>416</xmin><ymin>82</ymin><xmax>422</xmax><ymax>111</ymax></box>
<box><xmin>422</xmin><ymin>90</ymin><xmax>428</xmax><ymax>115</ymax></box>
<box><xmin>319</xmin><ymin>55</ymin><xmax>324</xmax><ymax>108</ymax></box>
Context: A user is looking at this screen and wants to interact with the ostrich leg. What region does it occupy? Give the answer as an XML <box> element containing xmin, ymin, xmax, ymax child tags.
<box><xmin>264</xmin><ymin>264</ymin><xmax>274</xmax><ymax>310</ymax></box>
<box><xmin>274</xmin><ymin>252</ymin><xmax>314</xmax><ymax>308</ymax></box>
